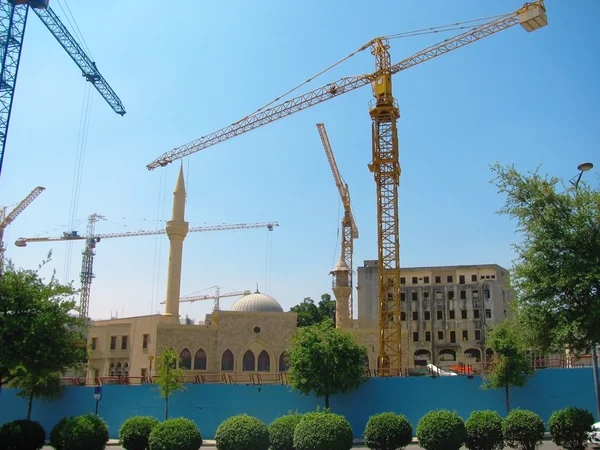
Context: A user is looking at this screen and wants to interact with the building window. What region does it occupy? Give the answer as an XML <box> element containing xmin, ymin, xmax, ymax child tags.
<box><xmin>412</xmin><ymin>292</ymin><xmax>418</xmax><ymax>301</ymax></box>
<box><xmin>491</xmin><ymin>275</ymin><xmax>496</xmax><ymax>279</ymax></box>
<box><xmin>116</xmin><ymin>362</ymin><xmax>122</xmax><ymax>376</ymax></box>
<box><xmin>412</xmin><ymin>277</ymin><xmax>418</xmax><ymax>284</ymax></box>
<box><xmin>437</xmin><ymin>310</ymin><xmax>443</xmax><ymax>320</ymax></box>
<box><xmin>484</xmin><ymin>289</ymin><xmax>491</xmax><ymax>300</ymax></box>
<box><xmin>459</xmin><ymin>275</ymin><xmax>465</xmax><ymax>284</ymax></box>
<box><xmin>412</xmin><ymin>311</ymin><xmax>418</xmax><ymax>321</ymax></box>
<box><xmin>435</xmin><ymin>291</ymin><xmax>442</xmax><ymax>300</ymax></box>
<box><xmin>447</xmin><ymin>275</ymin><xmax>453</xmax><ymax>283</ymax></box>
<box><xmin>257</xmin><ymin>350</ymin><xmax>270</xmax><ymax>372</ymax></box>
<box><xmin>141</xmin><ymin>368</ymin><xmax>147</xmax><ymax>377</ymax></box>
<box><xmin>401</xmin><ymin>312</ymin><xmax>406</xmax><ymax>321</ymax></box>
<box><xmin>123</xmin><ymin>362</ymin><xmax>129</xmax><ymax>376</ymax></box>
<box><xmin>412</xmin><ymin>332</ymin><xmax>419</xmax><ymax>342</ymax></box>
<box><xmin>461</xmin><ymin>309</ymin><xmax>468</xmax><ymax>319</ymax></box>
<box><xmin>475</xmin><ymin>330</ymin><xmax>481</xmax><ymax>340</ymax></box>
<box><xmin>194</xmin><ymin>349</ymin><xmax>207</xmax><ymax>370</ymax></box>
<box><xmin>424</xmin><ymin>311</ymin><xmax>431</xmax><ymax>320</ymax></box>
<box><xmin>424</xmin><ymin>276</ymin><xmax>430</xmax><ymax>283</ymax></box>
<box><xmin>437</xmin><ymin>331</ymin><xmax>444</xmax><ymax>341</ymax></box>
<box><xmin>91</xmin><ymin>337</ymin><xmax>97</xmax><ymax>350</ymax></box>
<box><xmin>121</xmin><ymin>336</ymin><xmax>128</xmax><ymax>350</ymax></box>
<box><xmin>110</xmin><ymin>336</ymin><xmax>116</xmax><ymax>350</ymax></box>
<box><xmin>279</xmin><ymin>352</ymin><xmax>289</xmax><ymax>372</ymax></box>
<box><xmin>179</xmin><ymin>348</ymin><xmax>192</xmax><ymax>370</ymax></box>
<box><xmin>462</xmin><ymin>330</ymin><xmax>469</xmax><ymax>341</ymax></box>
<box><xmin>425</xmin><ymin>331</ymin><xmax>431</xmax><ymax>342</ymax></box>
<box><xmin>471</xmin><ymin>274</ymin><xmax>477</xmax><ymax>282</ymax></box>
<box><xmin>460</xmin><ymin>290</ymin><xmax>467</xmax><ymax>300</ymax></box>
<box><xmin>221</xmin><ymin>349</ymin><xmax>234</xmax><ymax>371</ymax></box>
<box><xmin>424</xmin><ymin>291</ymin><xmax>430</xmax><ymax>299</ymax></box>
<box><xmin>485</xmin><ymin>309</ymin><xmax>492</xmax><ymax>319</ymax></box>
<box><xmin>109</xmin><ymin>363</ymin><xmax>115</xmax><ymax>376</ymax></box>
<box><xmin>435</xmin><ymin>276</ymin><xmax>441</xmax><ymax>283</ymax></box>
<box><xmin>400</xmin><ymin>277</ymin><xmax>406</xmax><ymax>284</ymax></box>
<box><xmin>142</xmin><ymin>334</ymin><xmax>149</xmax><ymax>350</ymax></box>
<box><xmin>449</xmin><ymin>310</ymin><xmax>456</xmax><ymax>319</ymax></box>
<box><xmin>473</xmin><ymin>290</ymin><xmax>479</xmax><ymax>299</ymax></box>
<box><xmin>401</xmin><ymin>293</ymin><xmax>406</xmax><ymax>301</ymax></box>
<box><xmin>474</xmin><ymin>309</ymin><xmax>480</xmax><ymax>319</ymax></box>
<box><xmin>448</xmin><ymin>291</ymin><xmax>455</xmax><ymax>300</ymax></box>
<box><xmin>450</xmin><ymin>331</ymin><xmax>456</xmax><ymax>343</ymax></box>
<box><xmin>242</xmin><ymin>350</ymin><xmax>255</xmax><ymax>372</ymax></box>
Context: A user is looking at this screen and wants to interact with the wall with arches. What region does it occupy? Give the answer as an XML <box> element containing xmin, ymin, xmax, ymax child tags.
<box><xmin>0</xmin><ymin>368</ymin><xmax>595</xmax><ymax>440</ymax></box>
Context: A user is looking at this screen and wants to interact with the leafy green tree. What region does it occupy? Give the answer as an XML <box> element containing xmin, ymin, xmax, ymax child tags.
<box><xmin>490</xmin><ymin>162</ymin><xmax>600</xmax><ymax>355</ymax></box>
<box><xmin>290</xmin><ymin>294</ymin><xmax>335</xmax><ymax>327</ymax></box>
<box><xmin>10</xmin><ymin>371</ymin><xmax>62</xmax><ymax>420</ymax></box>
<box><xmin>287</xmin><ymin>320</ymin><xmax>367</xmax><ymax>408</ymax></box>
<box><xmin>0</xmin><ymin>256</ymin><xmax>87</xmax><ymax>394</ymax></box>
<box><xmin>154</xmin><ymin>347</ymin><xmax>185</xmax><ymax>420</ymax></box>
<box><xmin>482</xmin><ymin>321</ymin><xmax>533</xmax><ymax>414</ymax></box>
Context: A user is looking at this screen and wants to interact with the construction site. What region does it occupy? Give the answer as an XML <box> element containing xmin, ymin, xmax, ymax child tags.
<box><xmin>1</xmin><ymin>0</ymin><xmax>595</xmax><ymax>383</ymax></box>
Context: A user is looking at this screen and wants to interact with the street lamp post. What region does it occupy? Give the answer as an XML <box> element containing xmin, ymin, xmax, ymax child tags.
<box><xmin>570</xmin><ymin>161</ymin><xmax>600</xmax><ymax>420</ymax></box>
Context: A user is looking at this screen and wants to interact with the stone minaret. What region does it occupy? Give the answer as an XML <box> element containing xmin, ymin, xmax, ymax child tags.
<box><xmin>164</xmin><ymin>165</ymin><xmax>189</xmax><ymax>320</ymax></box>
<box><xmin>331</xmin><ymin>255</ymin><xmax>352</xmax><ymax>329</ymax></box>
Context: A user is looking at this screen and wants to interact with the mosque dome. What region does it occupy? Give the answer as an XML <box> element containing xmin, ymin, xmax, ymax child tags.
<box><xmin>230</xmin><ymin>291</ymin><xmax>284</xmax><ymax>313</ymax></box>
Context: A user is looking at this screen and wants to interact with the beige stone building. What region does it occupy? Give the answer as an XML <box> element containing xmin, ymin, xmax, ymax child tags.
<box><xmin>84</xmin><ymin>166</ymin><xmax>514</xmax><ymax>381</ymax></box>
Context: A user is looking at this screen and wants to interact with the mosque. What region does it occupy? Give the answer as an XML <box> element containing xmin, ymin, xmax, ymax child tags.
<box><xmin>85</xmin><ymin>168</ymin><xmax>512</xmax><ymax>382</ymax></box>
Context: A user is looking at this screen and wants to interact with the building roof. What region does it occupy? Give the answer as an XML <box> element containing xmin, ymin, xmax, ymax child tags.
<box><xmin>230</xmin><ymin>291</ymin><xmax>284</xmax><ymax>313</ymax></box>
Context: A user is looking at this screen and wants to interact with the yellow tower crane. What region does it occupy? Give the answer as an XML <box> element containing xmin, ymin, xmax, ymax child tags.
<box><xmin>0</xmin><ymin>185</ymin><xmax>45</xmax><ymax>274</ymax></box>
<box><xmin>145</xmin><ymin>2</ymin><xmax>548</xmax><ymax>375</ymax></box>
<box><xmin>316</xmin><ymin>123</ymin><xmax>358</xmax><ymax>329</ymax></box>
<box><xmin>15</xmin><ymin>217</ymin><xmax>278</xmax><ymax>319</ymax></box>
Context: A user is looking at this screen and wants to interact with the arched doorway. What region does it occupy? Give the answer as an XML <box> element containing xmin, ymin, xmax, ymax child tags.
<box><xmin>439</xmin><ymin>349</ymin><xmax>457</xmax><ymax>362</ymax></box>
<box><xmin>414</xmin><ymin>349</ymin><xmax>431</xmax><ymax>367</ymax></box>
<box><xmin>464</xmin><ymin>348</ymin><xmax>481</xmax><ymax>362</ymax></box>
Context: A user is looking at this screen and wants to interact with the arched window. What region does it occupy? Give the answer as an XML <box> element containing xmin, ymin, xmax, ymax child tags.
<box><xmin>116</xmin><ymin>362</ymin><xmax>122</xmax><ymax>376</ymax></box>
<box><xmin>180</xmin><ymin>348</ymin><xmax>192</xmax><ymax>370</ymax></box>
<box><xmin>279</xmin><ymin>351</ymin><xmax>289</xmax><ymax>372</ymax></box>
<box><xmin>194</xmin><ymin>349</ymin><xmax>207</xmax><ymax>370</ymax></box>
<box><xmin>123</xmin><ymin>362</ymin><xmax>129</xmax><ymax>376</ymax></box>
<box><xmin>257</xmin><ymin>350</ymin><xmax>270</xmax><ymax>372</ymax></box>
<box><xmin>363</xmin><ymin>355</ymin><xmax>370</xmax><ymax>370</ymax></box>
<box><xmin>109</xmin><ymin>363</ymin><xmax>115</xmax><ymax>376</ymax></box>
<box><xmin>221</xmin><ymin>349</ymin><xmax>234</xmax><ymax>371</ymax></box>
<box><xmin>243</xmin><ymin>350</ymin><xmax>255</xmax><ymax>372</ymax></box>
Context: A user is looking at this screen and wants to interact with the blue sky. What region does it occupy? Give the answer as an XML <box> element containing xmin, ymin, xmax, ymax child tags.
<box><xmin>1</xmin><ymin>0</ymin><xmax>598</xmax><ymax>322</ymax></box>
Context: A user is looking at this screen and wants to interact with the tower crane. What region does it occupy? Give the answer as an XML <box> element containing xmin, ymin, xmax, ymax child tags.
<box><xmin>0</xmin><ymin>185</ymin><xmax>44</xmax><ymax>273</ymax></box>
<box><xmin>0</xmin><ymin>1</ymin><xmax>126</xmax><ymax>178</ymax></box>
<box><xmin>15</xmin><ymin>214</ymin><xmax>278</xmax><ymax>319</ymax></box>
<box><xmin>145</xmin><ymin>2</ymin><xmax>548</xmax><ymax>375</ymax></box>
<box><xmin>162</xmin><ymin>286</ymin><xmax>252</xmax><ymax>311</ymax></box>
<box><xmin>316</xmin><ymin>123</ymin><xmax>357</xmax><ymax>328</ymax></box>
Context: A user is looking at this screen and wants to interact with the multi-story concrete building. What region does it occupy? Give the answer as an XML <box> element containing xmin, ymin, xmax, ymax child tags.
<box><xmin>355</xmin><ymin>261</ymin><xmax>513</xmax><ymax>370</ymax></box>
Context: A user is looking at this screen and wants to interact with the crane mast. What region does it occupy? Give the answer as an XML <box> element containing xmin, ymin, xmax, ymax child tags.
<box><xmin>145</xmin><ymin>1</ymin><xmax>547</xmax><ymax>375</ymax></box>
<box><xmin>316</xmin><ymin>123</ymin><xmax>357</xmax><ymax>326</ymax></box>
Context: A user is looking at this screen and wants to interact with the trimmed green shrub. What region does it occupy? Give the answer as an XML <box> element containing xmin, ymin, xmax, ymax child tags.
<box><xmin>62</xmin><ymin>414</ymin><xmax>109</xmax><ymax>450</ymax></box>
<box><xmin>363</xmin><ymin>412</ymin><xmax>412</xmax><ymax>450</ymax></box>
<box><xmin>465</xmin><ymin>410</ymin><xmax>504</xmax><ymax>450</ymax></box>
<box><xmin>148</xmin><ymin>418</ymin><xmax>202</xmax><ymax>450</ymax></box>
<box><xmin>502</xmin><ymin>409</ymin><xmax>545</xmax><ymax>450</ymax></box>
<box><xmin>49</xmin><ymin>417</ymin><xmax>71</xmax><ymax>450</ymax></box>
<box><xmin>120</xmin><ymin>416</ymin><xmax>160</xmax><ymax>450</ymax></box>
<box><xmin>293</xmin><ymin>411</ymin><xmax>353</xmax><ymax>450</ymax></box>
<box><xmin>215</xmin><ymin>414</ymin><xmax>269</xmax><ymax>450</ymax></box>
<box><xmin>0</xmin><ymin>419</ymin><xmax>46</xmax><ymax>450</ymax></box>
<box><xmin>416</xmin><ymin>410</ymin><xmax>467</xmax><ymax>450</ymax></box>
<box><xmin>549</xmin><ymin>406</ymin><xmax>595</xmax><ymax>450</ymax></box>
<box><xmin>269</xmin><ymin>413</ymin><xmax>304</xmax><ymax>450</ymax></box>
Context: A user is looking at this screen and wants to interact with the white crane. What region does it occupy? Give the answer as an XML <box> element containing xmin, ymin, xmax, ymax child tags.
<box><xmin>167</xmin><ymin>286</ymin><xmax>252</xmax><ymax>311</ymax></box>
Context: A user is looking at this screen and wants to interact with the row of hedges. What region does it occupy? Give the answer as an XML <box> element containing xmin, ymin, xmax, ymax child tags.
<box><xmin>0</xmin><ymin>406</ymin><xmax>594</xmax><ymax>450</ymax></box>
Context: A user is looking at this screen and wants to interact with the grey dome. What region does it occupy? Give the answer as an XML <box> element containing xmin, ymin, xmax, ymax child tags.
<box><xmin>230</xmin><ymin>291</ymin><xmax>284</xmax><ymax>313</ymax></box>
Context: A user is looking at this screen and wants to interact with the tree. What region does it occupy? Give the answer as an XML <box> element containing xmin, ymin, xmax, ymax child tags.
<box><xmin>290</xmin><ymin>294</ymin><xmax>335</xmax><ymax>327</ymax></box>
<box><xmin>490</xmin><ymin>162</ymin><xmax>600</xmax><ymax>355</ymax></box>
<box><xmin>482</xmin><ymin>320</ymin><xmax>533</xmax><ymax>414</ymax></box>
<box><xmin>155</xmin><ymin>347</ymin><xmax>185</xmax><ymax>420</ymax></box>
<box><xmin>0</xmin><ymin>257</ymin><xmax>87</xmax><ymax>394</ymax></box>
<box><xmin>287</xmin><ymin>319</ymin><xmax>367</xmax><ymax>408</ymax></box>
<box><xmin>10</xmin><ymin>372</ymin><xmax>62</xmax><ymax>419</ymax></box>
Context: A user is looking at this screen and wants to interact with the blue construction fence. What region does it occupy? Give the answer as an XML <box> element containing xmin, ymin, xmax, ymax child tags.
<box><xmin>0</xmin><ymin>368</ymin><xmax>595</xmax><ymax>440</ymax></box>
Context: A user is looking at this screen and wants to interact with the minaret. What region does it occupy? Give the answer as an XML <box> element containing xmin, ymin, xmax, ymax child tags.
<box><xmin>330</xmin><ymin>255</ymin><xmax>352</xmax><ymax>329</ymax></box>
<box><xmin>164</xmin><ymin>165</ymin><xmax>189</xmax><ymax>320</ymax></box>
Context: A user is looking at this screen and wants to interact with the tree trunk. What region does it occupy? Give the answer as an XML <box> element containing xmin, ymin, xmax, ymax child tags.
<box><xmin>27</xmin><ymin>391</ymin><xmax>33</xmax><ymax>420</ymax></box>
<box><xmin>324</xmin><ymin>393</ymin><xmax>329</xmax><ymax>409</ymax></box>
<box><xmin>505</xmin><ymin>383</ymin><xmax>510</xmax><ymax>415</ymax></box>
<box><xmin>165</xmin><ymin>395</ymin><xmax>169</xmax><ymax>420</ymax></box>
